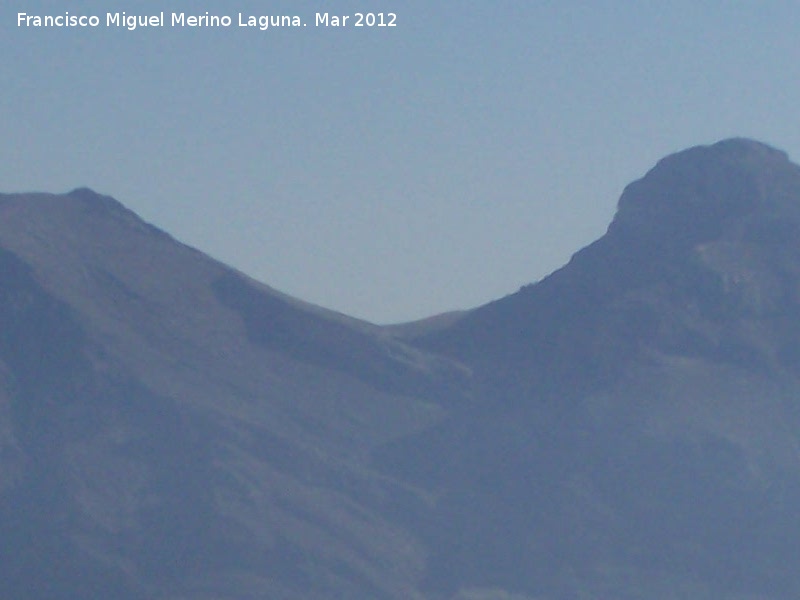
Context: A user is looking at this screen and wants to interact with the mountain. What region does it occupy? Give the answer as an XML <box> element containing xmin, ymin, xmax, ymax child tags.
<box><xmin>0</xmin><ymin>188</ymin><xmax>467</xmax><ymax>599</ymax></box>
<box><xmin>4</xmin><ymin>138</ymin><xmax>800</xmax><ymax>599</ymax></box>
<box><xmin>397</xmin><ymin>138</ymin><xmax>800</xmax><ymax>599</ymax></box>
<box><xmin>422</xmin><ymin>138</ymin><xmax>800</xmax><ymax>393</ymax></box>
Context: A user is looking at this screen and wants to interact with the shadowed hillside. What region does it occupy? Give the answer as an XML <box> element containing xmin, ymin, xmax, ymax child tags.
<box><xmin>397</xmin><ymin>139</ymin><xmax>800</xmax><ymax>599</ymax></box>
<box><xmin>0</xmin><ymin>188</ymin><xmax>466</xmax><ymax>599</ymax></box>
<box><xmin>5</xmin><ymin>140</ymin><xmax>800</xmax><ymax>598</ymax></box>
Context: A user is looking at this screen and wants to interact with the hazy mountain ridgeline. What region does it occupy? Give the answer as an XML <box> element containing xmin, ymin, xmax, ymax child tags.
<box><xmin>397</xmin><ymin>139</ymin><xmax>800</xmax><ymax>598</ymax></box>
<box><xmin>3</xmin><ymin>139</ymin><xmax>800</xmax><ymax>598</ymax></box>
<box><xmin>0</xmin><ymin>188</ymin><xmax>466</xmax><ymax>599</ymax></box>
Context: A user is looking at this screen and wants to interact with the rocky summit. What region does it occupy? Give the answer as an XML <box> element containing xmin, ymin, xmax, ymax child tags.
<box><xmin>4</xmin><ymin>139</ymin><xmax>800</xmax><ymax>599</ymax></box>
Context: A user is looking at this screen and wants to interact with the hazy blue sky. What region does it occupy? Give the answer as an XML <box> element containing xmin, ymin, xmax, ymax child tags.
<box><xmin>3</xmin><ymin>1</ymin><xmax>800</xmax><ymax>323</ymax></box>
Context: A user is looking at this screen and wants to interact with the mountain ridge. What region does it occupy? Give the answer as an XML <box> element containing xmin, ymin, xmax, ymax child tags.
<box><xmin>419</xmin><ymin>139</ymin><xmax>800</xmax><ymax>380</ymax></box>
<box><xmin>4</xmin><ymin>137</ymin><xmax>800</xmax><ymax>598</ymax></box>
<box><xmin>0</xmin><ymin>186</ymin><xmax>463</xmax><ymax>599</ymax></box>
<box><xmin>390</xmin><ymin>137</ymin><xmax>800</xmax><ymax>598</ymax></box>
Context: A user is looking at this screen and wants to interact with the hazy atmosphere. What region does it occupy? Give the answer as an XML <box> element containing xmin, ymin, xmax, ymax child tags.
<box><xmin>4</xmin><ymin>0</ymin><xmax>800</xmax><ymax>323</ymax></box>
<box><xmin>7</xmin><ymin>5</ymin><xmax>800</xmax><ymax>598</ymax></box>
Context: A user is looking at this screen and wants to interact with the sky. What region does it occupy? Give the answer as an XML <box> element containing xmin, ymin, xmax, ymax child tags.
<box><xmin>3</xmin><ymin>1</ymin><xmax>800</xmax><ymax>324</ymax></box>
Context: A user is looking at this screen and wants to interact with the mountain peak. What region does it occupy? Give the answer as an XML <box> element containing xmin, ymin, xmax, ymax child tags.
<box><xmin>704</xmin><ymin>136</ymin><xmax>788</xmax><ymax>159</ymax></box>
<box><xmin>421</xmin><ymin>138</ymin><xmax>800</xmax><ymax>382</ymax></box>
<box><xmin>66</xmin><ymin>186</ymin><xmax>131</xmax><ymax>215</ymax></box>
<box><xmin>67</xmin><ymin>186</ymin><xmax>103</xmax><ymax>198</ymax></box>
<box><xmin>608</xmin><ymin>138</ymin><xmax>800</xmax><ymax>247</ymax></box>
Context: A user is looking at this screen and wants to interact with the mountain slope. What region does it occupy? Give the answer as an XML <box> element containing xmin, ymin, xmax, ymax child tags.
<box><xmin>422</xmin><ymin>139</ymin><xmax>800</xmax><ymax>394</ymax></box>
<box><xmin>6</xmin><ymin>139</ymin><xmax>800</xmax><ymax>599</ymax></box>
<box><xmin>393</xmin><ymin>139</ymin><xmax>800</xmax><ymax>599</ymax></box>
<box><xmin>0</xmin><ymin>188</ymin><xmax>466</xmax><ymax>599</ymax></box>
